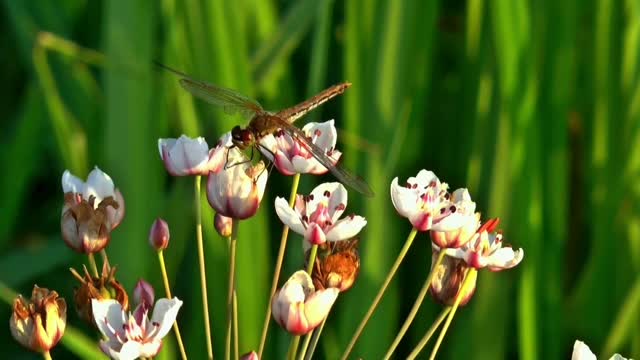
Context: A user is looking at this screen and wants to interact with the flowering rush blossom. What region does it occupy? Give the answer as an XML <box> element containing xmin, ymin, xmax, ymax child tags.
<box><xmin>274</xmin><ymin>182</ymin><xmax>367</xmax><ymax>246</ymax></box>
<box><xmin>158</xmin><ymin>135</ymin><xmax>219</xmax><ymax>176</ymax></box>
<box><xmin>437</xmin><ymin>218</ymin><xmax>524</xmax><ymax>271</ymax></box>
<box><xmin>390</xmin><ymin>170</ymin><xmax>467</xmax><ymax>232</ymax></box>
<box><xmin>206</xmin><ymin>133</ymin><xmax>268</xmax><ymax>219</ymax></box>
<box><xmin>429</xmin><ymin>253</ymin><xmax>477</xmax><ymax>306</ymax></box>
<box><xmin>430</xmin><ymin>189</ymin><xmax>479</xmax><ymax>248</ymax></box>
<box><xmin>258</xmin><ymin>120</ymin><xmax>341</xmax><ymax>175</ymax></box>
<box><xmin>92</xmin><ymin>297</ymin><xmax>183</xmax><ymax>360</ymax></box>
<box><xmin>272</xmin><ymin>270</ymin><xmax>339</xmax><ymax>335</ymax></box>
<box><xmin>61</xmin><ymin>167</ymin><xmax>125</xmax><ymax>253</ymax></box>
<box><xmin>10</xmin><ymin>286</ymin><xmax>66</xmax><ymax>353</ymax></box>
<box><xmin>571</xmin><ymin>340</ymin><xmax>627</xmax><ymax>360</ymax></box>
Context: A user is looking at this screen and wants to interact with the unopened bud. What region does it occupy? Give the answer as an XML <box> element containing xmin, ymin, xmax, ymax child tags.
<box><xmin>133</xmin><ymin>279</ymin><xmax>155</xmax><ymax>307</ymax></box>
<box><xmin>149</xmin><ymin>218</ymin><xmax>170</xmax><ymax>250</ymax></box>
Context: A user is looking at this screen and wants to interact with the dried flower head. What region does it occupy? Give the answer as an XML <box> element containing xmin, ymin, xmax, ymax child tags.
<box><xmin>429</xmin><ymin>252</ymin><xmax>477</xmax><ymax>306</ymax></box>
<box><xmin>70</xmin><ymin>261</ymin><xmax>128</xmax><ymax>326</ymax></box>
<box><xmin>10</xmin><ymin>285</ymin><xmax>66</xmax><ymax>353</ymax></box>
<box><xmin>309</xmin><ymin>237</ymin><xmax>360</xmax><ymax>292</ymax></box>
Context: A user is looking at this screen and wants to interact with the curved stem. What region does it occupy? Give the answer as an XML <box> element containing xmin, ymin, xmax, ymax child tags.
<box><xmin>158</xmin><ymin>251</ymin><xmax>188</xmax><ymax>360</ymax></box>
<box><xmin>258</xmin><ymin>173</ymin><xmax>301</xmax><ymax>358</ymax></box>
<box><xmin>340</xmin><ymin>227</ymin><xmax>419</xmax><ymax>360</ymax></box>
<box><xmin>226</xmin><ymin>220</ymin><xmax>239</xmax><ymax>360</ymax></box>
<box><xmin>195</xmin><ymin>175</ymin><xmax>214</xmax><ymax>360</ymax></box>
<box><xmin>427</xmin><ymin>269</ymin><xmax>478</xmax><ymax>360</ymax></box>
<box><xmin>406</xmin><ymin>307</ymin><xmax>451</xmax><ymax>360</ymax></box>
<box><xmin>384</xmin><ymin>250</ymin><xmax>447</xmax><ymax>359</ymax></box>
<box><xmin>87</xmin><ymin>253</ymin><xmax>99</xmax><ymax>278</ymax></box>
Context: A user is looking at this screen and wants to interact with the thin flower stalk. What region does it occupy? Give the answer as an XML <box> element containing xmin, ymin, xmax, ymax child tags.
<box><xmin>303</xmin><ymin>313</ymin><xmax>329</xmax><ymax>360</ymax></box>
<box><xmin>87</xmin><ymin>253</ymin><xmax>99</xmax><ymax>278</ymax></box>
<box><xmin>340</xmin><ymin>227</ymin><xmax>419</xmax><ymax>360</ymax></box>
<box><xmin>226</xmin><ymin>219</ymin><xmax>239</xmax><ymax>360</ymax></box>
<box><xmin>406</xmin><ymin>307</ymin><xmax>451</xmax><ymax>360</ymax></box>
<box><xmin>42</xmin><ymin>351</ymin><xmax>52</xmax><ymax>360</ymax></box>
<box><xmin>233</xmin><ymin>290</ymin><xmax>239</xmax><ymax>360</ymax></box>
<box><xmin>384</xmin><ymin>250</ymin><xmax>447</xmax><ymax>359</ymax></box>
<box><xmin>288</xmin><ymin>243</ymin><xmax>320</xmax><ymax>360</ymax></box>
<box><xmin>258</xmin><ymin>173</ymin><xmax>300</xmax><ymax>358</ymax></box>
<box><xmin>157</xmin><ymin>250</ymin><xmax>188</xmax><ymax>360</ymax></box>
<box><xmin>195</xmin><ymin>175</ymin><xmax>214</xmax><ymax>360</ymax></box>
<box><xmin>426</xmin><ymin>269</ymin><xmax>478</xmax><ymax>360</ymax></box>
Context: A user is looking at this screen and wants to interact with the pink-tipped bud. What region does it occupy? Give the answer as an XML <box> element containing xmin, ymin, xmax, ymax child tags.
<box><xmin>149</xmin><ymin>218</ymin><xmax>170</xmax><ymax>250</ymax></box>
<box><xmin>214</xmin><ymin>213</ymin><xmax>233</xmax><ymax>237</ymax></box>
<box><xmin>240</xmin><ymin>351</ymin><xmax>259</xmax><ymax>360</ymax></box>
<box><xmin>133</xmin><ymin>279</ymin><xmax>155</xmax><ymax>307</ymax></box>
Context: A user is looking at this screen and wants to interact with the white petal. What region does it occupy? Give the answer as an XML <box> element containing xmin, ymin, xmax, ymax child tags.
<box><xmin>303</xmin><ymin>287</ymin><xmax>339</xmax><ymax>327</ymax></box>
<box><xmin>487</xmin><ymin>248</ymin><xmax>524</xmax><ymax>270</ymax></box>
<box><xmin>149</xmin><ymin>297</ymin><xmax>183</xmax><ymax>340</ymax></box>
<box><xmin>139</xmin><ymin>340</ymin><xmax>163</xmax><ymax>358</ymax></box>
<box><xmin>92</xmin><ymin>299</ymin><xmax>126</xmax><ymax>341</ymax></box>
<box><xmin>327</xmin><ymin>183</ymin><xmax>348</xmax><ymax>220</ymax></box>
<box><xmin>158</xmin><ymin>138</ymin><xmax>177</xmax><ymax>159</ymax></box>
<box><xmin>274</xmin><ymin>197</ymin><xmax>306</xmax><ymax>235</ymax></box>
<box><xmin>307</xmin><ymin>183</ymin><xmax>343</xmax><ymax>215</ymax></box>
<box><xmin>325</xmin><ymin>216</ymin><xmax>367</xmax><ymax>241</ymax></box>
<box><xmin>291</xmin><ymin>156</ymin><xmax>325</xmax><ymax>174</ymax></box>
<box><xmin>414</xmin><ymin>169</ymin><xmax>440</xmax><ymax>187</ymax></box>
<box><xmin>113</xmin><ymin>340</ymin><xmax>144</xmax><ymax>360</ymax></box>
<box><xmin>390</xmin><ymin>177</ymin><xmax>419</xmax><ymax>217</ymax></box>
<box><xmin>61</xmin><ymin>170</ymin><xmax>84</xmax><ymax>193</ymax></box>
<box><xmin>84</xmin><ymin>166</ymin><xmax>116</xmax><ymax>202</ymax></box>
<box><xmin>257</xmin><ymin>134</ymin><xmax>278</xmax><ymax>162</ymax></box>
<box><xmin>572</xmin><ymin>340</ymin><xmax>596</xmax><ymax>360</ymax></box>
<box><xmin>302</xmin><ymin>120</ymin><xmax>338</xmax><ymax>151</ymax></box>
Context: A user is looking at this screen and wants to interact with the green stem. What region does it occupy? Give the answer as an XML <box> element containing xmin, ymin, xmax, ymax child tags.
<box><xmin>406</xmin><ymin>307</ymin><xmax>452</xmax><ymax>360</ymax></box>
<box><xmin>42</xmin><ymin>350</ymin><xmax>52</xmax><ymax>360</ymax></box>
<box><xmin>287</xmin><ymin>336</ymin><xmax>301</xmax><ymax>360</ymax></box>
<box><xmin>288</xmin><ymin>243</ymin><xmax>319</xmax><ymax>359</ymax></box>
<box><xmin>384</xmin><ymin>250</ymin><xmax>447</xmax><ymax>359</ymax></box>
<box><xmin>304</xmin><ymin>315</ymin><xmax>329</xmax><ymax>360</ymax></box>
<box><xmin>195</xmin><ymin>175</ymin><xmax>214</xmax><ymax>360</ymax></box>
<box><xmin>297</xmin><ymin>331</ymin><xmax>313</xmax><ymax>360</ymax></box>
<box><xmin>427</xmin><ymin>269</ymin><xmax>478</xmax><ymax>360</ymax></box>
<box><xmin>306</xmin><ymin>245</ymin><xmax>318</xmax><ymax>275</ymax></box>
<box><xmin>158</xmin><ymin>251</ymin><xmax>188</xmax><ymax>360</ymax></box>
<box><xmin>233</xmin><ymin>290</ymin><xmax>239</xmax><ymax>360</ymax></box>
<box><xmin>226</xmin><ymin>220</ymin><xmax>239</xmax><ymax>360</ymax></box>
<box><xmin>340</xmin><ymin>227</ymin><xmax>419</xmax><ymax>360</ymax></box>
<box><xmin>258</xmin><ymin>173</ymin><xmax>301</xmax><ymax>358</ymax></box>
<box><xmin>87</xmin><ymin>253</ymin><xmax>99</xmax><ymax>278</ymax></box>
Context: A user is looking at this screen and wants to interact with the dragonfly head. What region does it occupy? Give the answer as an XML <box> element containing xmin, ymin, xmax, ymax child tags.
<box><xmin>231</xmin><ymin>125</ymin><xmax>254</xmax><ymax>149</ymax></box>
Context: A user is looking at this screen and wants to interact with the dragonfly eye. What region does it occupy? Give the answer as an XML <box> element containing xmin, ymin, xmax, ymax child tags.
<box><xmin>241</xmin><ymin>131</ymin><xmax>254</xmax><ymax>143</ymax></box>
<box><xmin>231</xmin><ymin>126</ymin><xmax>243</xmax><ymax>141</ymax></box>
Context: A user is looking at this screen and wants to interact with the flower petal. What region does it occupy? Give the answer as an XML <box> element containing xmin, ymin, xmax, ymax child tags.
<box><xmin>92</xmin><ymin>299</ymin><xmax>125</xmax><ymax>341</ymax></box>
<box><xmin>61</xmin><ymin>170</ymin><xmax>84</xmax><ymax>193</ymax></box>
<box><xmin>274</xmin><ymin>197</ymin><xmax>306</xmax><ymax>235</ymax></box>
<box><xmin>84</xmin><ymin>167</ymin><xmax>116</xmax><ymax>202</ymax></box>
<box><xmin>572</xmin><ymin>340</ymin><xmax>596</xmax><ymax>360</ymax></box>
<box><xmin>149</xmin><ymin>298</ymin><xmax>183</xmax><ymax>340</ymax></box>
<box><xmin>302</xmin><ymin>287</ymin><xmax>339</xmax><ymax>328</ymax></box>
<box><xmin>325</xmin><ymin>216</ymin><xmax>367</xmax><ymax>241</ymax></box>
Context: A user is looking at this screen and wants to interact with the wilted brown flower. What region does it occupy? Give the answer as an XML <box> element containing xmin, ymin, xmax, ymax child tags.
<box><xmin>10</xmin><ymin>285</ymin><xmax>66</xmax><ymax>353</ymax></box>
<box><xmin>308</xmin><ymin>237</ymin><xmax>360</xmax><ymax>292</ymax></box>
<box><xmin>70</xmin><ymin>261</ymin><xmax>128</xmax><ymax>326</ymax></box>
<box><xmin>429</xmin><ymin>251</ymin><xmax>477</xmax><ymax>306</ymax></box>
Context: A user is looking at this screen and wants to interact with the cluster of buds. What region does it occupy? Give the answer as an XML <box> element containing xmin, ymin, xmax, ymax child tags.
<box><xmin>391</xmin><ymin>169</ymin><xmax>524</xmax><ymax>305</ymax></box>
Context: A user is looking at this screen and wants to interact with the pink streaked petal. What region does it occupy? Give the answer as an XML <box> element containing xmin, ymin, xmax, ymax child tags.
<box><xmin>274</xmin><ymin>197</ymin><xmax>306</xmax><ymax>235</ymax></box>
<box><xmin>325</xmin><ymin>216</ymin><xmax>367</xmax><ymax>241</ymax></box>
<box><xmin>291</xmin><ymin>157</ymin><xmax>325</xmax><ymax>174</ymax></box>
<box><xmin>307</xmin><ymin>183</ymin><xmax>342</xmax><ymax>212</ymax></box>
<box><xmin>413</xmin><ymin>169</ymin><xmax>441</xmax><ymax>188</ymax></box>
<box><xmin>410</xmin><ymin>212</ymin><xmax>433</xmax><ymax>232</ymax></box>
<box><xmin>430</xmin><ymin>212</ymin><xmax>468</xmax><ymax>232</ymax></box>
<box><xmin>327</xmin><ymin>183</ymin><xmax>348</xmax><ymax>219</ymax></box>
<box><xmin>228</xmin><ymin>192</ymin><xmax>260</xmax><ymax>220</ymax></box>
<box><xmin>306</xmin><ymin>223</ymin><xmax>327</xmax><ymax>245</ymax></box>
<box><xmin>149</xmin><ymin>298</ymin><xmax>183</xmax><ymax>340</ymax></box>
<box><xmin>285</xmin><ymin>303</ymin><xmax>309</xmax><ymax>335</ymax></box>
<box><xmin>273</xmin><ymin>153</ymin><xmax>297</xmax><ymax>175</ymax></box>
<box><xmin>107</xmin><ymin>189</ymin><xmax>126</xmax><ymax>229</ymax></box>
<box><xmin>61</xmin><ymin>170</ymin><xmax>84</xmax><ymax>193</ymax></box>
<box><xmin>206</xmin><ymin>146</ymin><xmax>228</xmax><ymax>174</ymax></box>
<box><xmin>303</xmin><ymin>288</ymin><xmax>339</xmax><ymax>328</ymax></box>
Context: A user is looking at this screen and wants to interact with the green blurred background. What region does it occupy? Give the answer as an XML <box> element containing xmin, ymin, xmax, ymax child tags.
<box><xmin>1</xmin><ymin>0</ymin><xmax>639</xmax><ymax>359</ymax></box>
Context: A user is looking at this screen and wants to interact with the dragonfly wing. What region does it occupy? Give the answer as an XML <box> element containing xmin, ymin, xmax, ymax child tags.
<box><xmin>155</xmin><ymin>62</ymin><xmax>263</xmax><ymax>119</ymax></box>
<box><xmin>275</xmin><ymin>119</ymin><xmax>374</xmax><ymax>197</ymax></box>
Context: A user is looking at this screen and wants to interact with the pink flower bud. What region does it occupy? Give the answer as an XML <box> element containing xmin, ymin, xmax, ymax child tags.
<box><xmin>133</xmin><ymin>280</ymin><xmax>155</xmax><ymax>307</ymax></box>
<box><xmin>149</xmin><ymin>218</ymin><xmax>170</xmax><ymax>250</ymax></box>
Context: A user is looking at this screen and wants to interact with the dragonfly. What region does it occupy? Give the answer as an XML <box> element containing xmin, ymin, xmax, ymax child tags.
<box><xmin>157</xmin><ymin>63</ymin><xmax>374</xmax><ymax>197</ymax></box>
